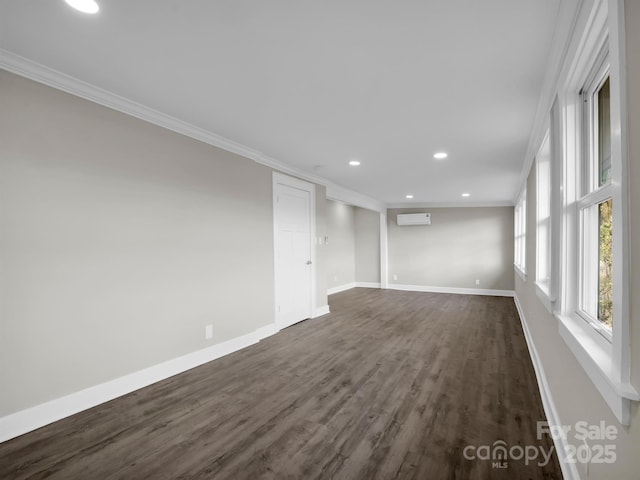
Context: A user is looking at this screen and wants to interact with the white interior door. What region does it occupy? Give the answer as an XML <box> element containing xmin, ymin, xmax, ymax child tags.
<box><xmin>274</xmin><ymin>174</ymin><xmax>314</xmax><ymax>330</ymax></box>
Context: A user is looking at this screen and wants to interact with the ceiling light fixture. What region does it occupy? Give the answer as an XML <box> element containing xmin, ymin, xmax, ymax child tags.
<box><xmin>461</xmin><ymin>193</ymin><xmax>471</xmax><ymax>197</ymax></box>
<box><xmin>405</xmin><ymin>194</ymin><xmax>414</xmax><ymax>199</ymax></box>
<box><xmin>64</xmin><ymin>0</ymin><xmax>100</xmax><ymax>14</ymax></box>
<box><xmin>433</xmin><ymin>152</ymin><xmax>448</xmax><ymax>160</ymax></box>
<box><xmin>349</xmin><ymin>160</ymin><xmax>361</xmax><ymax>166</ymax></box>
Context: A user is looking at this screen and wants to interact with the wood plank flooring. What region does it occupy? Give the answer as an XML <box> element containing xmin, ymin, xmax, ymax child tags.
<box><xmin>0</xmin><ymin>288</ymin><xmax>562</xmax><ymax>479</ymax></box>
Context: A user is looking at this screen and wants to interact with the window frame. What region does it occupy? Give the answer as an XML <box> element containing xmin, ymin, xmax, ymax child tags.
<box><xmin>576</xmin><ymin>45</ymin><xmax>614</xmax><ymax>340</ymax></box>
<box><xmin>555</xmin><ymin>0</ymin><xmax>637</xmax><ymax>425</ymax></box>
<box><xmin>514</xmin><ymin>186</ymin><xmax>527</xmax><ymax>281</ymax></box>
<box><xmin>535</xmin><ymin>129</ymin><xmax>553</xmax><ymax>311</ymax></box>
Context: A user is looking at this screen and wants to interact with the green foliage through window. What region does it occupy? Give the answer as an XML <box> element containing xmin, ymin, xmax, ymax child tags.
<box><xmin>598</xmin><ymin>199</ymin><xmax>613</xmax><ymax>328</ymax></box>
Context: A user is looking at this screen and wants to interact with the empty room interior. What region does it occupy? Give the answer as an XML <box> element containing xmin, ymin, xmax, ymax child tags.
<box><xmin>1</xmin><ymin>1</ymin><xmax>639</xmax><ymax>479</ymax></box>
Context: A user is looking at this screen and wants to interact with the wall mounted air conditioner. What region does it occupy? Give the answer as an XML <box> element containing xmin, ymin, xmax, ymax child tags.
<box><xmin>397</xmin><ymin>213</ymin><xmax>431</xmax><ymax>226</ymax></box>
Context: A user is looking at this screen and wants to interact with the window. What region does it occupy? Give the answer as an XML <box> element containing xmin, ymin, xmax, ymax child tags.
<box><xmin>556</xmin><ymin>0</ymin><xmax>638</xmax><ymax>425</ymax></box>
<box><xmin>577</xmin><ymin>48</ymin><xmax>613</xmax><ymax>337</ymax></box>
<box><xmin>514</xmin><ymin>186</ymin><xmax>526</xmax><ymax>279</ymax></box>
<box><xmin>535</xmin><ymin>132</ymin><xmax>552</xmax><ymax>297</ymax></box>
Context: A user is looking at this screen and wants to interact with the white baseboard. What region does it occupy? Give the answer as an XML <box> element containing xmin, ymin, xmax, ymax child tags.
<box><xmin>327</xmin><ymin>282</ymin><xmax>381</xmax><ymax>296</ymax></box>
<box><xmin>312</xmin><ymin>305</ymin><xmax>331</xmax><ymax>318</ymax></box>
<box><xmin>514</xmin><ymin>295</ymin><xmax>579</xmax><ymax>480</ymax></box>
<box><xmin>327</xmin><ymin>282</ymin><xmax>357</xmax><ymax>295</ymax></box>
<box><xmin>388</xmin><ymin>283</ymin><xmax>515</xmax><ymax>297</ymax></box>
<box><xmin>0</xmin><ymin>322</ymin><xmax>279</xmax><ymax>443</ymax></box>
<box><xmin>254</xmin><ymin>323</ymin><xmax>279</xmax><ymax>339</ymax></box>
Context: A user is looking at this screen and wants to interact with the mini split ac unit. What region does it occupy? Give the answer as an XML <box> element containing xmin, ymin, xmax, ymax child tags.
<box><xmin>397</xmin><ymin>213</ymin><xmax>431</xmax><ymax>226</ymax></box>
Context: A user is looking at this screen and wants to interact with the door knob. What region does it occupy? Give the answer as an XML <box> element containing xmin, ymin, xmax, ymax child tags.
<box><xmin>306</xmin><ymin>260</ymin><xmax>312</xmax><ymax>265</ymax></box>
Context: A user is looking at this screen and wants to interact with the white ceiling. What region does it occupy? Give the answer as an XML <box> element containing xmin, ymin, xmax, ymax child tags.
<box><xmin>0</xmin><ymin>0</ymin><xmax>561</xmax><ymax>207</ymax></box>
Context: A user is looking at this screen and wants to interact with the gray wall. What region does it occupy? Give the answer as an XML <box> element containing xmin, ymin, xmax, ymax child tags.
<box><xmin>325</xmin><ymin>200</ymin><xmax>355</xmax><ymax>289</ymax></box>
<box><xmin>354</xmin><ymin>208</ymin><xmax>380</xmax><ymax>284</ymax></box>
<box><xmin>0</xmin><ymin>70</ymin><xmax>280</xmax><ymax>415</ymax></box>
<box><xmin>387</xmin><ymin>207</ymin><xmax>514</xmax><ymax>291</ymax></box>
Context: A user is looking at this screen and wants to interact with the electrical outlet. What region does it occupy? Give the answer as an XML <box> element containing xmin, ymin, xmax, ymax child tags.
<box><xmin>393</xmin><ymin>274</ymin><xmax>398</xmax><ymax>281</ymax></box>
<box><xmin>476</xmin><ymin>279</ymin><xmax>480</xmax><ymax>286</ymax></box>
<box><xmin>205</xmin><ymin>324</ymin><xmax>213</xmax><ymax>340</ymax></box>
<box><xmin>334</xmin><ymin>275</ymin><xmax>338</xmax><ymax>281</ymax></box>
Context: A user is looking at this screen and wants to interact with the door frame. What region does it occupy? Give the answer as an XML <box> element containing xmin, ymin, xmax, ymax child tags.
<box><xmin>272</xmin><ymin>172</ymin><xmax>316</xmax><ymax>330</ymax></box>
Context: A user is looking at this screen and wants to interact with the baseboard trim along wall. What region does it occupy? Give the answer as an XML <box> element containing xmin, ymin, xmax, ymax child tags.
<box><xmin>0</xmin><ymin>322</ymin><xmax>279</xmax><ymax>443</ymax></box>
<box><xmin>327</xmin><ymin>283</ymin><xmax>357</xmax><ymax>295</ymax></box>
<box><xmin>313</xmin><ymin>305</ymin><xmax>331</xmax><ymax>317</ymax></box>
<box><xmin>388</xmin><ymin>284</ymin><xmax>515</xmax><ymax>297</ymax></box>
<box><xmin>514</xmin><ymin>295</ymin><xmax>579</xmax><ymax>480</ymax></box>
<box><xmin>327</xmin><ymin>283</ymin><xmax>510</xmax><ymax>297</ymax></box>
<box><xmin>327</xmin><ymin>282</ymin><xmax>382</xmax><ymax>295</ymax></box>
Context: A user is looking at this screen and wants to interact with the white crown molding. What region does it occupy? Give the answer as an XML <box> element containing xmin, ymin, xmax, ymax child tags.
<box><xmin>514</xmin><ymin>295</ymin><xmax>580</xmax><ymax>480</ymax></box>
<box><xmin>325</xmin><ymin>184</ymin><xmax>386</xmax><ymax>213</ymax></box>
<box><xmin>0</xmin><ymin>49</ymin><xmax>261</xmax><ymax>161</ymax></box>
<box><xmin>0</xmin><ymin>322</ymin><xmax>279</xmax><ymax>443</ymax></box>
<box><xmin>0</xmin><ymin>49</ymin><xmax>385</xmax><ymax>212</ymax></box>
<box><xmin>388</xmin><ymin>284</ymin><xmax>515</xmax><ymax>297</ymax></box>
<box><xmin>387</xmin><ymin>201</ymin><xmax>514</xmax><ymax>209</ymax></box>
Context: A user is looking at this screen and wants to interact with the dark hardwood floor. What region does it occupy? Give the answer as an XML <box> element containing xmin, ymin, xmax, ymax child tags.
<box><xmin>0</xmin><ymin>288</ymin><xmax>562</xmax><ymax>479</ymax></box>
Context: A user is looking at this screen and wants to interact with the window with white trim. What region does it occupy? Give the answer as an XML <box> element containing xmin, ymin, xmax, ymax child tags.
<box><xmin>557</xmin><ymin>0</ymin><xmax>638</xmax><ymax>425</ymax></box>
<box><xmin>514</xmin><ymin>187</ymin><xmax>526</xmax><ymax>279</ymax></box>
<box><xmin>535</xmin><ymin>131</ymin><xmax>552</xmax><ymax>296</ymax></box>
<box><xmin>578</xmin><ymin>46</ymin><xmax>613</xmax><ymax>337</ymax></box>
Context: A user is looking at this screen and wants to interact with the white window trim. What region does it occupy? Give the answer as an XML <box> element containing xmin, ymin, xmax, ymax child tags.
<box><xmin>515</xmin><ymin>267</ymin><xmax>527</xmax><ymax>283</ymax></box>
<box><xmin>514</xmin><ymin>186</ymin><xmax>527</xmax><ymax>281</ymax></box>
<box><xmin>556</xmin><ymin>0</ymin><xmax>637</xmax><ymax>425</ymax></box>
<box><xmin>576</xmin><ymin>49</ymin><xmax>614</xmax><ymax>341</ymax></box>
<box><xmin>535</xmin><ymin>127</ymin><xmax>554</xmax><ymax>312</ymax></box>
<box><xmin>535</xmin><ymin>283</ymin><xmax>554</xmax><ymax>314</ymax></box>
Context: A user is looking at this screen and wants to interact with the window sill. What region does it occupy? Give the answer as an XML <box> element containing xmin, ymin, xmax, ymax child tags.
<box><xmin>514</xmin><ymin>266</ymin><xmax>527</xmax><ymax>282</ymax></box>
<box><xmin>557</xmin><ymin>313</ymin><xmax>639</xmax><ymax>425</ymax></box>
<box><xmin>534</xmin><ymin>282</ymin><xmax>555</xmax><ymax>313</ymax></box>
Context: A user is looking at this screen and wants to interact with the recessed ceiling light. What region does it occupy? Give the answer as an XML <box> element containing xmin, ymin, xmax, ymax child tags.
<box><xmin>461</xmin><ymin>193</ymin><xmax>471</xmax><ymax>197</ymax></box>
<box><xmin>64</xmin><ymin>0</ymin><xmax>100</xmax><ymax>14</ymax></box>
<box><xmin>405</xmin><ymin>194</ymin><xmax>414</xmax><ymax>199</ymax></box>
<box><xmin>433</xmin><ymin>152</ymin><xmax>448</xmax><ymax>160</ymax></box>
<box><xmin>349</xmin><ymin>160</ymin><xmax>361</xmax><ymax>166</ymax></box>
